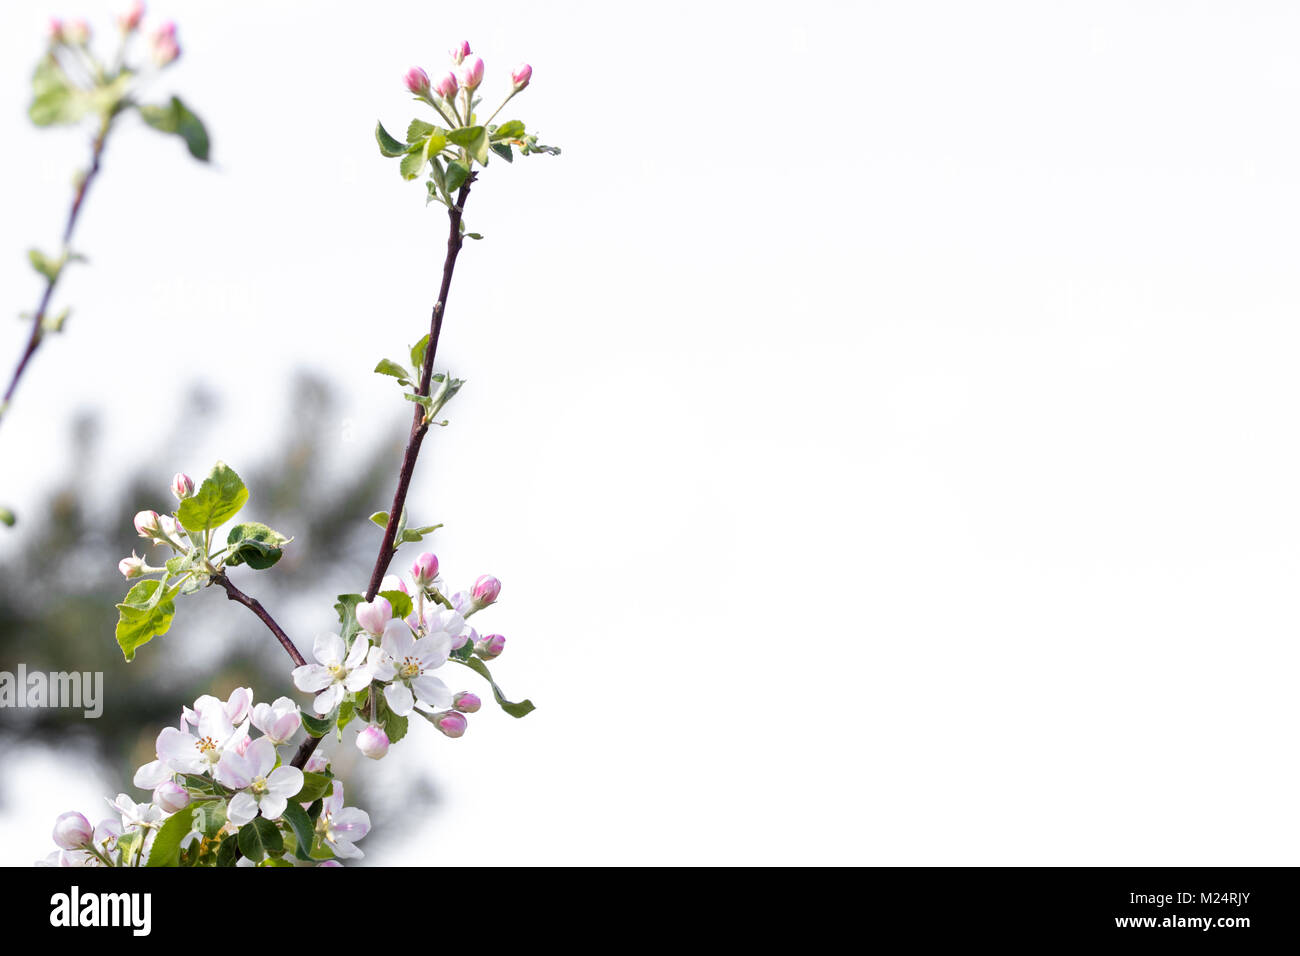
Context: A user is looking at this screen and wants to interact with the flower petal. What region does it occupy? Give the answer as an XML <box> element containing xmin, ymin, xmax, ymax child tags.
<box><xmin>384</xmin><ymin>681</ymin><xmax>415</xmax><ymax>717</ymax></box>
<box><xmin>226</xmin><ymin>793</ymin><xmax>258</xmax><ymax>827</ymax></box>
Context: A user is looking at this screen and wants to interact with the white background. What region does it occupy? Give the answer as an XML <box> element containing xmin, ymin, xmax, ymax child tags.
<box><xmin>3</xmin><ymin>0</ymin><xmax>1300</xmax><ymax>865</ymax></box>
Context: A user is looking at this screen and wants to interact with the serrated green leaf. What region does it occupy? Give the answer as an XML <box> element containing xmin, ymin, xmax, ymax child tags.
<box><xmin>410</xmin><ymin>334</ymin><xmax>430</xmax><ymax>372</ymax></box>
<box><xmin>29</xmin><ymin>57</ymin><xmax>86</xmax><ymax>126</ymax></box>
<box><xmin>407</xmin><ymin>119</ymin><xmax>436</xmax><ymax>143</ymax></box>
<box><xmin>489</xmin><ymin>142</ymin><xmax>513</xmax><ymax>163</ymax></box>
<box><xmin>456</xmin><ymin>656</ymin><xmax>536</xmax><ymax>718</ymax></box>
<box><xmin>375</xmin><ymin>358</ymin><xmax>415</xmax><ymax>386</ymax></box>
<box><xmin>225</xmin><ymin>521</ymin><xmax>291</xmax><ymax>570</ymax></box>
<box><xmin>400</xmin><ymin>146</ymin><xmax>427</xmax><ymax>180</ymax></box>
<box><xmin>300</xmin><ymin>707</ymin><xmax>337</xmax><ymax>738</ymax></box>
<box><xmin>237</xmin><ymin>817</ymin><xmax>283</xmax><ymax>862</ymax></box>
<box><xmin>281</xmin><ymin>802</ymin><xmax>317</xmax><ymax>861</ymax></box>
<box><xmin>145</xmin><ymin>800</ymin><xmax>211</xmax><ymax>867</ymax></box>
<box><xmin>215</xmin><ymin>834</ymin><xmax>238</xmax><ymax>866</ymax></box>
<box><xmin>116</xmin><ymin>579</ymin><xmax>181</xmax><ymax>661</ymax></box>
<box><xmin>139</xmin><ymin>96</ymin><xmax>210</xmax><ymax>161</ymax></box>
<box><xmin>491</xmin><ymin>120</ymin><xmax>526</xmax><ymax>140</ymax></box>
<box><xmin>293</xmin><ymin>771</ymin><xmax>333</xmax><ymax>804</ymax></box>
<box><xmin>379</xmin><ymin>589</ymin><xmax>413</xmax><ymax>620</ymax></box>
<box><xmin>444</xmin><ymin>160</ymin><xmax>470</xmax><ymax>193</ymax></box>
<box><xmin>335</xmin><ymin>593</ymin><xmax>364</xmax><ymax>644</ymax></box>
<box><xmin>177</xmin><ymin>461</ymin><xmax>248</xmax><ymax>533</ymax></box>
<box><xmin>375</xmin><ymin>120</ymin><xmax>407</xmax><ymax>157</ymax></box>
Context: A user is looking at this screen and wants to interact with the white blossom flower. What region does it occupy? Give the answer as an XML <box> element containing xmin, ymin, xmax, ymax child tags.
<box><xmin>292</xmin><ymin>632</ymin><xmax>373</xmax><ymax>715</ymax></box>
<box><xmin>367</xmin><ymin>619</ymin><xmax>453</xmax><ymax>716</ymax></box>
<box><xmin>154</xmin><ymin>693</ymin><xmax>250</xmax><ymax>776</ymax></box>
<box><xmin>317</xmin><ymin>781</ymin><xmax>369</xmax><ymax>860</ymax></box>
<box><xmin>218</xmin><ymin>737</ymin><xmax>304</xmax><ymax>825</ymax></box>
<box><xmin>251</xmin><ymin>696</ymin><xmax>302</xmax><ymax>744</ymax></box>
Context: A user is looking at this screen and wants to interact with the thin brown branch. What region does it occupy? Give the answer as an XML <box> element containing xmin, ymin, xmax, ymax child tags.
<box><xmin>2</xmin><ymin>118</ymin><xmax>111</xmax><ymax>416</ymax></box>
<box><xmin>293</xmin><ymin>175</ymin><xmax>476</xmax><ymax>772</ymax></box>
<box><xmin>363</xmin><ymin>174</ymin><xmax>475</xmax><ymax>602</ymax></box>
<box><xmin>212</xmin><ymin>571</ymin><xmax>306</xmax><ymax>668</ymax></box>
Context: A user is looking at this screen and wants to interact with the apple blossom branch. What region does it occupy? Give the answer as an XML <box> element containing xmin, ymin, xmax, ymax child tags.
<box><xmin>364</xmin><ymin>175</ymin><xmax>476</xmax><ymax>602</ymax></box>
<box><xmin>1</xmin><ymin>119</ymin><xmax>108</xmax><ymax>421</ymax></box>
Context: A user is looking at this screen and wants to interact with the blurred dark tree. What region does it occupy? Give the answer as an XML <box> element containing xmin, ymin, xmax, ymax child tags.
<box><xmin>0</xmin><ymin>373</ymin><xmax>439</xmax><ymax>858</ymax></box>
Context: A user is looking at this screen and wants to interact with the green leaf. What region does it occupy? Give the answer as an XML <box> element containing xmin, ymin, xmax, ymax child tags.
<box><xmin>400</xmin><ymin>146</ymin><xmax>427</xmax><ymax>181</ymax></box>
<box><xmin>444</xmin><ymin>160</ymin><xmax>470</xmax><ymax>193</ymax></box>
<box><xmin>379</xmin><ymin>589</ymin><xmax>414</xmax><ymax>620</ymax></box>
<box><xmin>464</xmin><ymin>233</ymin><xmax>484</xmax><ymax>240</ymax></box>
<box><xmin>489</xmin><ymin>142</ymin><xmax>513</xmax><ymax>163</ymax></box>
<box><xmin>29</xmin><ymin>57</ymin><xmax>86</xmax><ymax>126</ymax></box>
<box><xmin>375</xmin><ymin>120</ymin><xmax>407</xmax><ymax>157</ymax></box>
<box><xmin>115</xmin><ymin>579</ymin><xmax>181</xmax><ymax>661</ymax></box>
<box><xmin>293</xmin><ymin>771</ymin><xmax>333</xmax><ymax>804</ymax></box>
<box><xmin>335</xmin><ymin>593</ymin><xmax>364</xmax><ymax>644</ymax></box>
<box><xmin>446</xmin><ymin>125</ymin><xmax>485</xmax><ymax>148</ymax></box>
<box><xmin>407</xmin><ymin>119</ymin><xmax>436</xmax><ymax>142</ymax></box>
<box><xmin>280</xmin><ymin>802</ymin><xmax>318</xmax><ymax>861</ymax></box>
<box><xmin>300</xmin><ymin>707</ymin><xmax>338</xmax><ymax>738</ymax></box>
<box><xmin>139</xmin><ymin>96</ymin><xmax>210</xmax><ymax>161</ymax></box>
<box><xmin>145</xmin><ymin>800</ymin><xmax>209</xmax><ymax>867</ymax></box>
<box><xmin>397</xmin><ymin>523</ymin><xmax>442</xmax><ymax>545</ymax></box>
<box><xmin>198</xmin><ymin>801</ymin><xmax>227</xmax><ymax>840</ymax></box>
<box><xmin>27</xmin><ymin>248</ymin><xmax>62</xmax><ymax>282</ymax></box>
<box><xmin>375</xmin><ymin>692</ymin><xmax>409</xmax><ymax>744</ymax></box>
<box><xmin>375</xmin><ymin>358</ymin><xmax>415</xmax><ymax>386</ymax></box>
<box><xmin>215</xmin><ymin>835</ymin><xmax>238</xmax><ymax>867</ymax></box>
<box><xmin>491</xmin><ymin>120</ymin><xmax>526</xmax><ymax>140</ymax></box>
<box><xmin>0</xmin><ymin>508</ymin><xmax>14</xmax><ymax>528</ymax></box>
<box><xmin>410</xmin><ymin>333</ymin><xmax>430</xmax><ymax>372</ymax></box>
<box><xmin>237</xmin><ymin>817</ymin><xmax>283</xmax><ymax>862</ymax></box>
<box><xmin>177</xmin><ymin>461</ymin><xmax>248</xmax><ymax>533</ymax></box>
<box><xmin>457</xmin><ymin>657</ymin><xmax>536</xmax><ymax>718</ymax></box>
<box><xmin>225</xmin><ymin>521</ymin><xmax>291</xmax><ymax>570</ymax></box>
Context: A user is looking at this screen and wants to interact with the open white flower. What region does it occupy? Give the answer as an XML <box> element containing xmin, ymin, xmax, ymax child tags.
<box><xmin>367</xmin><ymin>619</ymin><xmax>453</xmax><ymax>716</ymax></box>
<box><xmin>153</xmin><ymin>693</ymin><xmax>250</xmax><ymax>776</ymax></box>
<box><xmin>217</xmin><ymin>737</ymin><xmax>304</xmax><ymax>825</ymax></box>
<box><xmin>317</xmin><ymin>781</ymin><xmax>369</xmax><ymax>860</ymax></box>
<box><xmin>292</xmin><ymin>632</ymin><xmax>372</xmax><ymax>715</ymax></box>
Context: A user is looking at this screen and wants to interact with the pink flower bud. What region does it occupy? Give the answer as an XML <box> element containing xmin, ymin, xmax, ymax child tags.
<box><xmin>457</xmin><ymin>55</ymin><xmax>485</xmax><ymax>92</ymax></box>
<box><xmin>356</xmin><ymin>596</ymin><xmax>393</xmax><ymax>636</ymax></box>
<box><xmin>118</xmin><ymin>1</ymin><xmax>145</xmax><ymax>32</ymax></box>
<box><xmin>134</xmin><ymin>510</ymin><xmax>161</xmax><ymax>537</ymax></box>
<box><xmin>152</xmin><ymin>781</ymin><xmax>190</xmax><ymax>813</ymax></box>
<box><xmin>433</xmin><ymin>711</ymin><xmax>467</xmax><ymax>738</ymax></box>
<box><xmin>405</xmin><ymin>67</ymin><xmax>431</xmax><ymax>96</ymax></box>
<box><xmin>158</xmin><ymin>515</ymin><xmax>186</xmax><ymax>543</ymax></box>
<box><xmin>453</xmin><ymin>692</ymin><xmax>481</xmax><ymax>713</ymax></box>
<box><xmin>472</xmin><ymin>574</ymin><xmax>501</xmax><ymax>607</ymax></box>
<box><xmin>449</xmin><ymin>41</ymin><xmax>471</xmax><ymax>64</ymax></box>
<box><xmin>151</xmin><ymin>22</ymin><xmax>180</xmax><ymax>66</ymax></box>
<box><xmin>52</xmin><ymin>812</ymin><xmax>93</xmax><ymax>850</ymax></box>
<box><xmin>511</xmin><ymin>62</ymin><xmax>532</xmax><ymax>91</ymax></box>
<box><xmin>171</xmin><ymin>472</ymin><xmax>195</xmax><ymax>500</ymax></box>
<box><xmin>65</xmin><ymin>19</ymin><xmax>90</xmax><ymax>46</ymax></box>
<box><xmin>433</xmin><ymin>70</ymin><xmax>458</xmax><ymax>100</ymax></box>
<box><xmin>118</xmin><ymin>552</ymin><xmax>145</xmax><ymax>579</ymax></box>
<box><xmin>48</xmin><ymin>19</ymin><xmax>64</xmax><ymax>43</ymax></box>
<box><xmin>411</xmin><ymin>552</ymin><xmax>440</xmax><ymax>587</ymax></box>
<box><xmin>380</xmin><ymin>574</ymin><xmax>409</xmax><ymax>596</ymax></box>
<box><xmin>475</xmin><ymin>633</ymin><xmax>506</xmax><ymax>660</ymax></box>
<box><xmin>356</xmin><ymin>724</ymin><xmax>390</xmax><ymax>759</ymax></box>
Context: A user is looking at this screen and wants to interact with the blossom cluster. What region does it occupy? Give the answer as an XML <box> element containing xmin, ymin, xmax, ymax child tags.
<box><xmin>292</xmin><ymin>552</ymin><xmax>505</xmax><ymax>759</ymax></box>
<box><xmin>41</xmin><ymin>688</ymin><xmax>368</xmax><ymax>867</ymax></box>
